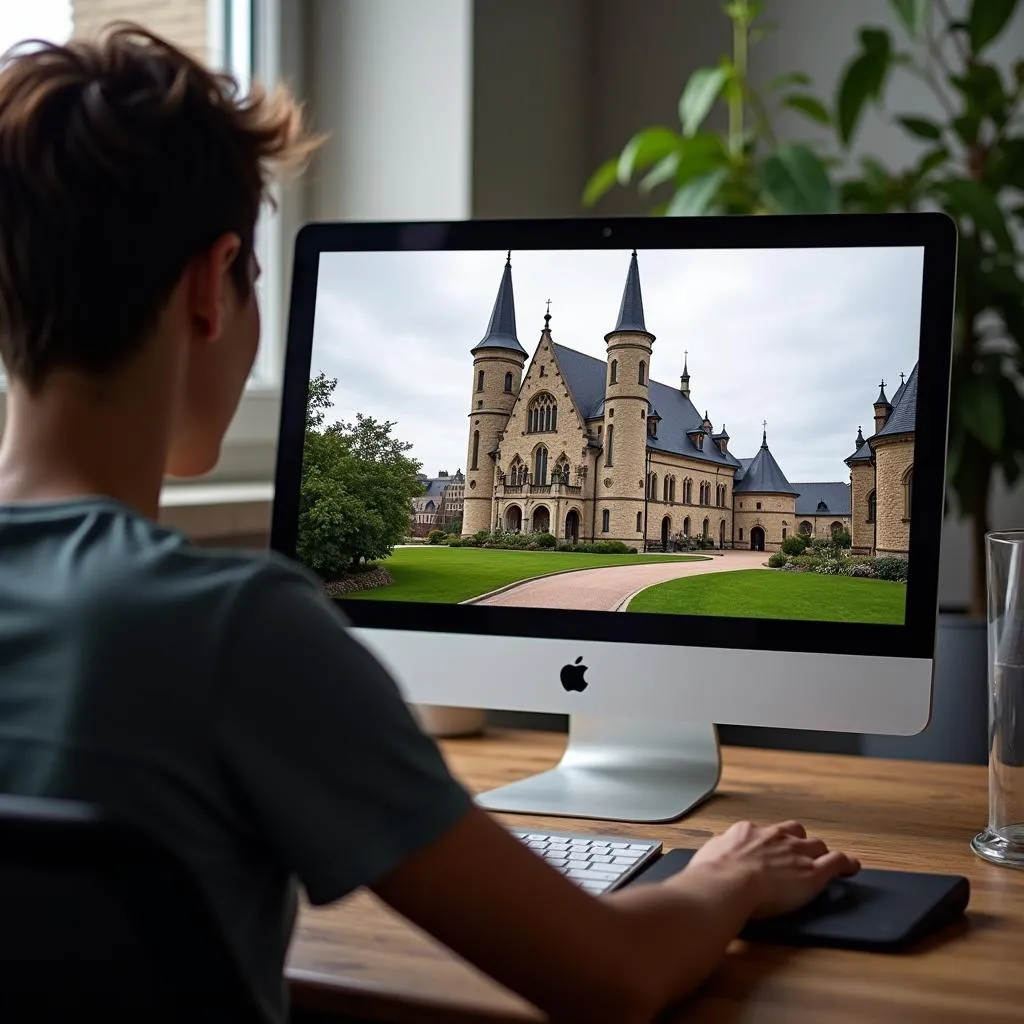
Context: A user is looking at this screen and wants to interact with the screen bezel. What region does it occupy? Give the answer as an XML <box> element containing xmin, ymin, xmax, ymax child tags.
<box><xmin>271</xmin><ymin>215</ymin><xmax>956</xmax><ymax>662</ymax></box>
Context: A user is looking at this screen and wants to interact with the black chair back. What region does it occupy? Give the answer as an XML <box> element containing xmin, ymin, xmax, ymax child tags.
<box><xmin>0</xmin><ymin>795</ymin><xmax>270</xmax><ymax>1022</ymax></box>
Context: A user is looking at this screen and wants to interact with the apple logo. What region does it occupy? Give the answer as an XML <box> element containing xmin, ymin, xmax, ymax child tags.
<box><xmin>560</xmin><ymin>656</ymin><xmax>589</xmax><ymax>693</ymax></box>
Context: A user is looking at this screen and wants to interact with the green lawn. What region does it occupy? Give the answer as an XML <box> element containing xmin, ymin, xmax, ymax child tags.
<box><xmin>344</xmin><ymin>547</ymin><xmax>706</xmax><ymax>604</ymax></box>
<box><xmin>626</xmin><ymin>569</ymin><xmax>906</xmax><ymax>624</ymax></box>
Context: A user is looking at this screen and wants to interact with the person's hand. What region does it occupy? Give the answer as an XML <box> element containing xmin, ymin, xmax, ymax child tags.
<box><xmin>681</xmin><ymin>819</ymin><xmax>860</xmax><ymax>919</ymax></box>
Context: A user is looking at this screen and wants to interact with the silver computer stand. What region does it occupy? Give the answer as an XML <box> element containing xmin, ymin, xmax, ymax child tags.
<box><xmin>475</xmin><ymin>715</ymin><xmax>721</xmax><ymax>823</ymax></box>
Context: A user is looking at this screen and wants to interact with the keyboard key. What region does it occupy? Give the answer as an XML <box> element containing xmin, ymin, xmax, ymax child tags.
<box><xmin>566</xmin><ymin>859</ymin><xmax>591</xmax><ymax>870</ymax></box>
<box><xmin>591</xmin><ymin>855</ymin><xmax>613</xmax><ymax>864</ymax></box>
<box><xmin>612</xmin><ymin>856</ymin><xmax>640</xmax><ymax>866</ymax></box>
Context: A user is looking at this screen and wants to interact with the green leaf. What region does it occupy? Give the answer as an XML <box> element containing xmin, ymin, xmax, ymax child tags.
<box><xmin>952</xmin><ymin>113</ymin><xmax>980</xmax><ymax>145</ymax></box>
<box><xmin>616</xmin><ymin>127</ymin><xmax>681</xmax><ymax>186</ymax></box>
<box><xmin>671</xmin><ymin>133</ymin><xmax>727</xmax><ymax>187</ymax></box>
<box><xmin>968</xmin><ymin>0</ymin><xmax>1018</xmax><ymax>52</ymax></box>
<box><xmin>639</xmin><ymin>153</ymin><xmax>680</xmax><ymax>193</ymax></box>
<box><xmin>958</xmin><ymin>374</ymin><xmax>1004</xmax><ymax>453</ymax></box>
<box><xmin>837</xmin><ymin>50</ymin><xmax>891</xmax><ymax>145</ymax></box>
<box><xmin>763</xmin><ymin>71</ymin><xmax>812</xmax><ymax>93</ymax></box>
<box><xmin>759</xmin><ymin>144</ymin><xmax>838</xmax><ymax>213</ymax></box>
<box><xmin>678</xmin><ymin>66</ymin><xmax>729</xmax><ymax>137</ymax></box>
<box><xmin>897</xmin><ymin>115</ymin><xmax>942</xmax><ymax>139</ymax></box>
<box><xmin>889</xmin><ymin>0</ymin><xmax>930</xmax><ymax>36</ymax></box>
<box><xmin>784</xmin><ymin>94</ymin><xmax>832</xmax><ymax>124</ymax></box>
<box><xmin>859</xmin><ymin>27</ymin><xmax>893</xmax><ymax>55</ymax></box>
<box><xmin>938</xmin><ymin>178</ymin><xmax>1014</xmax><ymax>250</ymax></box>
<box><xmin>582</xmin><ymin>157</ymin><xmax>619</xmax><ymax>208</ymax></box>
<box><xmin>917</xmin><ymin>145</ymin><xmax>950</xmax><ymax>176</ymax></box>
<box><xmin>666</xmin><ymin>168</ymin><xmax>729</xmax><ymax>216</ymax></box>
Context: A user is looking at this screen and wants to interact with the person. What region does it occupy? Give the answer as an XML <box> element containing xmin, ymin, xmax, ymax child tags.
<box><xmin>0</xmin><ymin>25</ymin><xmax>860</xmax><ymax>1024</ymax></box>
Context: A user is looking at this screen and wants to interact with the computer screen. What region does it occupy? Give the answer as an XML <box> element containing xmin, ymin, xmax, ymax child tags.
<box><xmin>299</xmin><ymin>244</ymin><xmax>922</xmax><ymax>629</ymax></box>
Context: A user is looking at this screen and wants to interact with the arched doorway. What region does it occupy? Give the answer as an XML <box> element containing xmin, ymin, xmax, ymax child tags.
<box><xmin>799</xmin><ymin>520</ymin><xmax>812</xmax><ymax>536</ymax></box>
<box><xmin>702</xmin><ymin>517</ymin><xmax>710</xmax><ymax>539</ymax></box>
<box><xmin>532</xmin><ymin>505</ymin><xmax>550</xmax><ymax>534</ymax></box>
<box><xmin>831</xmin><ymin>521</ymin><xmax>843</xmax><ymax>538</ymax></box>
<box><xmin>719</xmin><ymin>519</ymin><xmax>726</xmax><ymax>548</ymax></box>
<box><xmin>750</xmin><ymin>526</ymin><xmax>765</xmax><ymax>551</ymax></box>
<box><xmin>564</xmin><ymin>508</ymin><xmax>580</xmax><ymax>544</ymax></box>
<box><xmin>504</xmin><ymin>505</ymin><xmax>522</xmax><ymax>532</ymax></box>
<box><xmin>661</xmin><ymin>516</ymin><xmax>671</xmax><ymax>549</ymax></box>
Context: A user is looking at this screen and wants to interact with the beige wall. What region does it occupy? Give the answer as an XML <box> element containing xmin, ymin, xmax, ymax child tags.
<box><xmin>797</xmin><ymin>514</ymin><xmax>852</xmax><ymax>540</ymax></box>
<box><xmin>73</xmin><ymin>0</ymin><xmax>208</xmax><ymax>59</ymax></box>
<box><xmin>734</xmin><ymin>493</ymin><xmax>797</xmax><ymax>552</ymax></box>
<box><xmin>849</xmin><ymin>462</ymin><xmax>875</xmax><ymax>553</ymax></box>
<box><xmin>874</xmin><ymin>437</ymin><xmax>913</xmax><ymax>556</ymax></box>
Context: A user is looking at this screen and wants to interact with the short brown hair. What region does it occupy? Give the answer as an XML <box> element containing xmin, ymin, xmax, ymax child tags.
<box><xmin>0</xmin><ymin>24</ymin><xmax>319</xmax><ymax>389</ymax></box>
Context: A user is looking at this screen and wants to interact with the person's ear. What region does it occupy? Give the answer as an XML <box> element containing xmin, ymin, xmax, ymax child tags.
<box><xmin>188</xmin><ymin>233</ymin><xmax>242</xmax><ymax>342</ymax></box>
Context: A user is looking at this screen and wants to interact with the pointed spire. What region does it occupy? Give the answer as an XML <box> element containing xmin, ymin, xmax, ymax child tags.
<box><xmin>607</xmin><ymin>249</ymin><xmax>653</xmax><ymax>338</ymax></box>
<box><xmin>543</xmin><ymin>298</ymin><xmax>552</xmax><ymax>331</ymax></box>
<box><xmin>875</xmin><ymin>380</ymin><xmax>890</xmax><ymax>407</ymax></box>
<box><xmin>680</xmin><ymin>349</ymin><xmax>691</xmax><ymax>397</ymax></box>
<box><xmin>682</xmin><ymin>349</ymin><xmax>689</xmax><ymax>377</ymax></box>
<box><xmin>473</xmin><ymin>253</ymin><xmax>526</xmax><ymax>354</ymax></box>
<box><xmin>856</xmin><ymin>425</ymin><xmax>865</xmax><ymax>446</ymax></box>
<box><xmin>761</xmin><ymin>420</ymin><xmax>769</xmax><ymax>448</ymax></box>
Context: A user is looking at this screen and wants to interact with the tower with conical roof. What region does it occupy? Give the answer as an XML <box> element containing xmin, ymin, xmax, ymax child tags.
<box><xmin>732</xmin><ymin>426</ymin><xmax>798</xmax><ymax>552</ymax></box>
<box><xmin>873</xmin><ymin>381</ymin><xmax>892</xmax><ymax>435</ymax></box>
<box><xmin>463</xmin><ymin>253</ymin><xmax>527</xmax><ymax>537</ymax></box>
<box><xmin>599</xmin><ymin>250</ymin><xmax>655</xmax><ymax>547</ymax></box>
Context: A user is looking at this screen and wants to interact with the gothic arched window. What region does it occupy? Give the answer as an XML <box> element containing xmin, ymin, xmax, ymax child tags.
<box><xmin>638</xmin><ymin>360</ymin><xmax>647</xmax><ymax>385</ymax></box>
<box><xmin>867</xmin><ymin>490</ymin><xmax>877</xmax><ymax>523</ymax></box>
<box><xmin>609</xmin><ymin>360</ymin><xmax>618</xmax><ymax>385</ymax></box>
<box><xmin>476</xmin><ymin>369</ymin><xmax>484</xmax><ymax>392</ymax></box>
<box><xmin>669</xmin><ymin>477</ymin><xmax>676</xmax><ymax>501</ymax></box>
<box><xmin>602</xmin><ymin>509</ymin><xmax>610</xmax><ymax>532</ymax></box>
<box><xmin>504</xmin><ymin>371</ymin><xmax>513</xmax><ymax>393</ymax></box>
<box><xmin>471</xmin><ymin>430</ymin><xmax>479</xmax><ymax>470</ymax></box>
<box><xmin>903</xmin><ymin>466</ymin><xmax>913</xmax><ymax>520</ymax></box>
<box><xmin>527</xmin><ymin>393</ymin><xmax>558</xmax><ymax>433</ymax></box>
<box><xmin>605</xmin><ymin>425</ymin><xmax>614</xmax><ymax>467</ymax></box>
<box><xmin>534</xmin><ymin>446</ymin><xmax>549</xmax><ymax>485</ymax></box>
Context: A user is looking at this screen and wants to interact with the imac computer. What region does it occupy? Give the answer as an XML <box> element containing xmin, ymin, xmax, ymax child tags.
<box><xmin>270</xmin><ymin>215</ymin><xmax>956</xmax><ymax>823</ymax></box>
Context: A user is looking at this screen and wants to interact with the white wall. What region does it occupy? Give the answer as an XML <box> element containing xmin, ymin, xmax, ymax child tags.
<box><xmin>305</xmin><ymin>0</ymin><xmax>473</xmax><ymax>222</ymax></box>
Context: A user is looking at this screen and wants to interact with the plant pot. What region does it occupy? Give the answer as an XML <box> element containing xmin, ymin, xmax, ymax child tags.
<box><xmin>412</xmin><ymin>704</ymin><xmax>487</xmax><ymax>738</ymax></box>
<box><xmin>860</xmin><ymin>611</ymin><xmax>988</xmax><ymax>764</ymax></box>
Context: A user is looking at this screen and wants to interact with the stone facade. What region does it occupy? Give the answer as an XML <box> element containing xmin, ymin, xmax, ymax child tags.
<box><xmin>873</xmin><ymin>438</ymin><xmax>914</xmax><ymax>556</ymax></box>
<box><xmin>849</xmin><ymin>462</ymin><xmax>876</xmax><ymax>554</ymax></box>
<box><xmin>796</xmin><ymin>513</ymin><xmax>854</xmax><ymax>542</ymax></box>
<box><xmin>463</xmin><ymin>252</ymin><xmax>867</xmax><ymax>553</ymax></box>
<box><xmin>73</xmin><ymin>0</ymin><xmax>208</xmax><ymax>60</ymax></box>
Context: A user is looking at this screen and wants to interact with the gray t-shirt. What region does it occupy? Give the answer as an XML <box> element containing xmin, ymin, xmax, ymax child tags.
<box><xmin>0</xmin><ymin>498</ymin><xmax>471</xmax><ymax>1021</ymax></box>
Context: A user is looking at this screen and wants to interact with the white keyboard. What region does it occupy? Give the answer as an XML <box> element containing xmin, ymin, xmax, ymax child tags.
<box><xmin>510</xmin><ymin>828</ymin><xmax>662</xmax><ymax>894</ymax></box>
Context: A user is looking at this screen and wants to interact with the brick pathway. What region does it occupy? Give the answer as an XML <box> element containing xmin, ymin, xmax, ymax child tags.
<box><xmin>471</xmin><ymin>551</ymin><xmax>769</xmax><ymax>612</ymax></box>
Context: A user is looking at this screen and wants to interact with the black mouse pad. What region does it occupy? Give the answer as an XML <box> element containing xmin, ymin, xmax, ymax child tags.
<box><xmin>623</xmin><ymin>849</ymin><xmax>969</xmax><ymax>952</ymax></box>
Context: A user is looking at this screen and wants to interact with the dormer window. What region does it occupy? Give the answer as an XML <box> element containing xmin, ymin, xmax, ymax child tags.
<box><xmin>687</xmin><ymin>430</ymin><xmax>704</xmax><ymax>450</ymax></box>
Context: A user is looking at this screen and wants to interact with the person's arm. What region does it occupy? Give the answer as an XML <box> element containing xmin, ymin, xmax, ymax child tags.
<box><xmin>371</xmin><ymin>808</ymin><xmax>855</xmax><ymax>1024</ymax></box>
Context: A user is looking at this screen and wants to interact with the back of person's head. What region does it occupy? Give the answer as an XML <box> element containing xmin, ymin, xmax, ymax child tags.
<box><xmin>0</xmin><ymin>23</ymin><xmax>317</xmax><ymax>393</ymax></box>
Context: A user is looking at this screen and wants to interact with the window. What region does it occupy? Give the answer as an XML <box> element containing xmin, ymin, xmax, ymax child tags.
<box><xmin>527</xmin><ymin>393</ymin><xmax>558</xmax><ymax>433</ymax></box>
<box><xmin>663</xmin><ymin>477</ymin><xmax>669</xmax><ymax>502</ymax></box>
<box><xmin>509</xmin><ymin>459</ymin><xmax>527</xmax><ymax>486</ymax></box>
<box><xmin>683</xmin><ymin>516</ymin><xmax>690</xmax><ymax>535</ymax></box>
<box><xmin>534</xmin><ymin>446</ymin><xmax>548</xmax><ymax>485</ymax></box>
<box><xmin>648</xmin><ymin>473</ymin><xmax>658</xmax><ymax>499</ymax></box>
<box><xmin>867</xmin><ymin>490</ymin><xmax>877</xmax><ymax>523</ymax></box>
<box><xmin>756</xmin><ymin>501</ymin><xmax>762</xmax><ymax>511</ymax></box>
<box><xmin>609</xmin><ymin>360</ymin><xmax>618</xmax><ymax>384</ymax></box>
<box><xmin>683</xmin><ymin>478</ymin><xmax>693</xmax><ymax>504</ymax></box>
<box><xmin>904</xmin><ymin>466</ymin><xmax>913</xmax><ymax>519</ymax></box>
<box><xmin>539</xmin><ymin>365</ymin><xmax>546</xmax><ymax>376</ymax></box>
<box><xmin>604</xmin><ymin>425</ymin><xmax>614</xmax><ymax>466</ymax></box>
<box><xmin>739</xmin><ymin>527</ymin><xmax>744</xmax><ymax>540</ymax></box>
<box><xmin>636</xmin><ymin>511</ymin><xmax>643</xmax><ymax>532</ymax></box>
<box><xmin>702</xmin><ymin>517</ymin><xmax>709</xmax><ymax>538</ymax></box>
<box><xmin>554</xmin><ymin>458</ymin><xmax>570</xmax><ymax>484</ymax></box>
<box><xmin>504</xmin><ymin>371</ymin><xmax>513</xmax><ymax>393</ymax></box>
<box><xmin>782</xmin><ymin>527</ymin><xmax>787</xmax><ymax>540</ymax></box>
<box><xmin>638</xmin><ymin>360</ymin><xmax>647</xmax><ymax>385</ymax></box>
<box><xmin>471</xmin><ymin>430</ymin><xmax>479</xmax><ymax>470</ymax></box>
<box><xmin>476</xmin><ymin>369</ymin><xmax>484</xmax><ymax>392</ymax></box>
<box><xmin>602</xmin><ymin>509</ymin><xmax>610</xmax><ymax>533</ymax></box>
<box><xmin>800</xmin><ymin>520</ymin><xmax>813</xmax><ymax>535</ymax></box>
<box><xmin>669</xmin><ymin>477</ymin><xmax>676</xmax><ymax>501</ymax></box>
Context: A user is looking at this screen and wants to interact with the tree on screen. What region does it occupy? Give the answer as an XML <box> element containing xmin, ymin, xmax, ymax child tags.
<box><xmin>298</xmin><ymin>372</ymin><xmax>423</xmax><ymax>577</ymax></box>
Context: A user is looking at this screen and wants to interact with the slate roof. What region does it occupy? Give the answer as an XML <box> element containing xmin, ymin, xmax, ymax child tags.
<box><xmin>733</xmin><ymin>432</ymin><xmax>799</xmax><ymax>495</ymax></box>
<box><xmin>875</xmin><ymin>363</ymin><xmax>918</xmax><ymax>438</ymax></box>
<box><xmin>551</xmin><ymin>342</ymin><xmax>741</xmax><ymax>470</ymax></box>
<box><xmin>792</xmin><ymin>482</ymin><xmax>852</xmax><ymax>517</ymax></box>
<box><xmin>473</xmin><ymin>254</ymin><xmax>526</xmax><ymax>355</ymax></box>
<box><xmin>418</xmin><ymin>477</ymin><xmax>449</xmax><ymax>498</ymax></box>
<box><xmin>608</xmin><ymin>250</ymin><xmax>652</xmax><ymax>337</ymax></box>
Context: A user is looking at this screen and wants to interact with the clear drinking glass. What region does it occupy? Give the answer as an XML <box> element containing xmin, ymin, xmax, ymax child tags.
<box><xmin>972</xmin><ymin>531</ymin><xmax>1024</xmax><ymax>868</ymax></box>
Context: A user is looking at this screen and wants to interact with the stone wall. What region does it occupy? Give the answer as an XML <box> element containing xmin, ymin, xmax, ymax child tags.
<box><xmin>463</xmin><ymin>346</ymin><xmax>525</xmax><ymax>536</ymax></box>
<box><xmin>796</xmin><ymin>514</ymin><xmax>853</xmax><ymax>540</ymax></box>
<box><xmin>733</xmin><ymin>492</ymin><xmax>798</xmax><ymax>551</ymax></box>
<box><xmin>73</xmin><ymin>0</ymin><xmax>208</xmax><ymax>60</ymax></box>
<box><xmin>874</xmin><ymin>436</ymin><xmax>914</xmax><ymax>556</ymax></box>
<box><xmin>849</xmin><ymin>462</ymin><xmax>876</xmax><ymax>553</ymax></box>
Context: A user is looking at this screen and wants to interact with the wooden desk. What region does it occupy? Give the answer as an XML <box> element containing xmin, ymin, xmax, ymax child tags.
<box><xmin>287</xmin><ymin>731</ymin><xmax>1024</xmax><ymax>1023</ymax></box>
